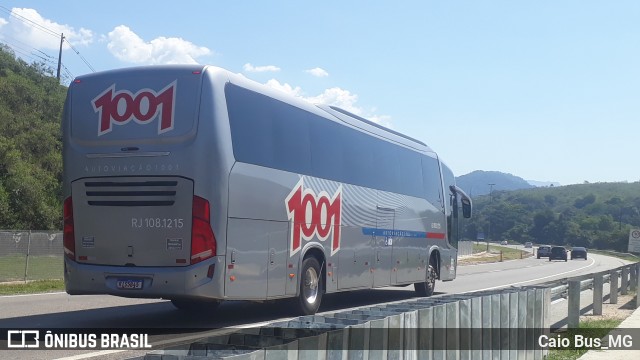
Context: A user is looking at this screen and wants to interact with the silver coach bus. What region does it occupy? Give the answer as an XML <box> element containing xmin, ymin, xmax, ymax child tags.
<box><xmin>62</xmin><ymin>65</ymin><xmax>472</xmax><ymax>315</ymax></box>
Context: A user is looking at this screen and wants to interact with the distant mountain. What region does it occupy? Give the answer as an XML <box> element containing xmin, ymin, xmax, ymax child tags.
<box><xmin>455</xmin><ymin>170</ymin><xmax>535</xmax><ymax>197</ymax></box>
<box><xmin>527</xmin><ymin>180</ymin><xmax>562</xmax><ymax>187</ymax></box>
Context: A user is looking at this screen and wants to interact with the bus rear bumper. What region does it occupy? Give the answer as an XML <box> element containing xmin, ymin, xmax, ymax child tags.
<box><xmin>63</xmin><ymin>256</ymin><xmax>225</xmax><ymax>300</ymax></box>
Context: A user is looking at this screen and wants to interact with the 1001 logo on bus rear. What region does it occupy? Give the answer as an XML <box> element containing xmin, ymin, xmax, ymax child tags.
<box><xmin>92</xmin><ymin>81</ymin><xmax>176</xmax><ymax>136</ymax></box>
<box><xmin>285</xmin><ymin>179</ymin><xmax>342</xmax><ymax>257</ymax></box>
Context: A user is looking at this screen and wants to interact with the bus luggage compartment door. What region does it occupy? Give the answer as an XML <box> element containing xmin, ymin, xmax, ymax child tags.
<box><xmin>225</xmin><ymin>218</ymin><xmax>288</xmax><ymax>300</ymax></box>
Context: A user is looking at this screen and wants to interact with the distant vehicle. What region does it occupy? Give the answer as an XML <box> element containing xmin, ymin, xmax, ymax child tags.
<box><xmin>524</xmin><ymin>242</ymin><xmax>533</xmax><ymax>248</ymax></box>
<box><xmin>549</xmin><ymin>246</ymin><xmax>568</xmax><ymax>262</ymax></box>
<box><xmin>570</xmin><ymin>247</ymin><xmax>588</xmax><ymax>260</ymax></box>
<box><xmin>500</xmin><ymin>240</ymin><xmax>508</xmax><ymax>245</ymax></box>
<box><xmin>537</xmin><ymin>245</ymin><xmax>552</xmax><ymax>259</ymax></box>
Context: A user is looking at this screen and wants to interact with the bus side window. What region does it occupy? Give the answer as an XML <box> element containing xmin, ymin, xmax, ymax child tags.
<box><xmin>421</xmin><ymin>155</ymin><xmax>443</xmax><ymax>210</ymax></box>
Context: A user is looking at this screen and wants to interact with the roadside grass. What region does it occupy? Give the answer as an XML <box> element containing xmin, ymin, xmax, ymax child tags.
<box><xmin>546</xmin><ymin>318</ymin><xmax>623</xmax><ymax>360</ymax></box>
<box><xmin>0</xmin><ymin>279</ymin><xmax>65</xmax><ymax>295</ymax></box>
<box><xmin>464</xmin><ymin>243</ymin><xmax>533</xmax><ymax>264</ymax></box>
<box><xmin>588</xmin><ymin>249</ymin><xmax>639</xmax><ymax>263</ymax></box>
<box><xmin>0</xmin><ymin>254</ymin><xmax>63</xmax><ymax>282</ymax></box>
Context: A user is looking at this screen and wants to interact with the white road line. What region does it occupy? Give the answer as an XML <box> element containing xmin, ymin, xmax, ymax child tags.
<box><xmin>461</xmin><ymin>257</ymin><xmax>596</xmax><ymax>293</ymax></box>
<box><xmin>53</xmin><ymin>350</ymin><xmax>125</xmax><ymax>360</ymax></box>
<box><xmin>0</xmin><ymin>291</ymin><xmax>66</xmax><ymax>298</ymax></box>
<box><xmin>52</xmin><ymin>321</ymin><xmax>276</xmax><ymax>360</ymax></box>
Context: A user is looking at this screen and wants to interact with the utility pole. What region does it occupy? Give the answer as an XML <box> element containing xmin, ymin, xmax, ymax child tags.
<box><xmin>56</xmin><ymin>33</ymin><xmax>64</xmax><ymax>81</ymax></box>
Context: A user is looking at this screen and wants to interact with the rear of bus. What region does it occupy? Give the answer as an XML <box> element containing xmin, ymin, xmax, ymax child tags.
<box><xmin>62</xmin><ymin>65</ymin><xmax>230</xmax><ymax>302</ymax></box>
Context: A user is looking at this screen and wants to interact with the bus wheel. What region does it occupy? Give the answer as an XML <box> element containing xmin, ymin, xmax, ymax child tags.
<box><xmin>170</xmin><ymin>299</ymin><xmax>221</xmax><ymax>313</ymax></box>
<box><xmin>414</xmin><ymin>263</ymin><xmax>437</xmax><ymax>297</ymax></box>
<box><xmin>298</xmin><ymin>257</ymin><xmax>323</xmax><ymax>315</ymax></box>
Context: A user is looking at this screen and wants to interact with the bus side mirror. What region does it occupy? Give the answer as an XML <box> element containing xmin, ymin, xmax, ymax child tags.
<box><xmin>450</xmin><ymin>185</ymin><xmax>472</xmax><ymax>219</ymax></box>
<box><xmin>461</xmin><ymin>198</ymin><xmax>472</xmax><ymax>218</ymax></box>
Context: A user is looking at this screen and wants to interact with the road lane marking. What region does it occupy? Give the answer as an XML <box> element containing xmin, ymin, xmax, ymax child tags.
<box><xmin>52</xmin><ymin>320</ymin><xmax>277</xmax><ymax>360</ymax></box>
<box><xmin>462</xmin><ymin>257</ymin><xmax>596</xmax><ymax>293</ymax></box>
<box><xmin>53</xmin><ymin>350</ymin><xmax>125</xmax><ymax>360</ymax></box>
<box><xmin>0</xmin><ymin>291</ymin><xmax>66</xmax><ymax>298</ymax></box>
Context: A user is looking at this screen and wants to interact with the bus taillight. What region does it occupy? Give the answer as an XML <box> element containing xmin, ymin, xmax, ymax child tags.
<box><xmin>63</xmin><ymin>197</ymin><xmax>75</xmax><ymax>260</ymax></box>
<box><xmin>191</xmin><ymin>196</ymin><xmax>216</xmax><ymax>265</ymax></box>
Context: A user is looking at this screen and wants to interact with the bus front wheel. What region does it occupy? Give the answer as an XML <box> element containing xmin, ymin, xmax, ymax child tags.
<box><xmin>414</xmin><ymin>263</ymin><xmax>437</xmax><ymax>297</ymax></box>
<box><xmin>297</xmin><ymin>257</ymin><xmax>323</xmax><ymax>315</ymax></box>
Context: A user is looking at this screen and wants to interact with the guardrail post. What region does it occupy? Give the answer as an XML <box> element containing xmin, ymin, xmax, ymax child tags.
<box><xmin>621</xmin><ymin>267</ymin><xmax>629</xmax><ymax>295</ymax></box>
<box><xmin>446</xmin><ymin>301</ymin><xmax>460</xmax><ymax>360</ymax></box>
<box><xmin>500</xmin><ymin>293</ymin><xmax>510</xmax><ymax>357</ymax></box>
<box><xmin>418</xmin><ymin>306</ymin><xmax>434</xmax><ymax>360</ymax></box>
<box><xmin>593</xmin><ymin>273</ymin><xmax>603</xmax><ymax>315</ymax></box>
<box><xmin>470</xmin><ymin>296</ymin><xmax>482</xmax><ymax>360</ymax></box>
<box><xmin>631</xmin><ymin>264</ymin><xmax>638</xmax><ymax>292</ymax></box>
<box><xmin>568</xmin><ymin>280</ymin><xmax>581</xmax><ymax>328</ymax></box>
<box><xmin>458</xmin><ymin>298</ymin><xmax>471</xmax><ymax>360</ymax></box>
<box><xmin>636</xmin><ymin>263</ymin><xmax>640</xmax><ymax>309</ymax></box>
<box><xmin>481</xmin><ymin>294</ymin><xmax>493</xmax><ymax>360</ymax></box>
<box><xmin>610</xmin><ymin>269</ymin><xmax>619</xmax><ymax>304</ymax></box>
<box><xmin>433</xmin><ymin>304</ymin><xmax>446</xmax><ymax>360</ymax></box>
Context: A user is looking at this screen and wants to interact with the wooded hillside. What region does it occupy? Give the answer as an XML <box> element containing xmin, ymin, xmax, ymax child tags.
<box><xmin>463</xmin><ymin>182</ymin><xmax>640</xmax><ymax>251</ymax></box>
<box><xmin>0</xmin><ymin>45</ymin><xmax>66</xmax><ymax>230</ymax></box>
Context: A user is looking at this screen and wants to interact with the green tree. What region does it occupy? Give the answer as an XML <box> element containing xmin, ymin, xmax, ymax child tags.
<box><xmin>0</xmin><ymin>46</ymin><xmax>65</xmax><ymax>229</ymax></box>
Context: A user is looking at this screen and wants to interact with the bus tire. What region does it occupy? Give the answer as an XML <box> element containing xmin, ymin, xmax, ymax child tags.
<box><xmin>170</xmin><ymin>298</ymin><xmax>221</xmax><ymax>313</ymax></box>
<box><xmin>414</xmin><ymin>263</ymin><xmax>437</xmax><ymax>297</ymax></box>
<box><xmin>298</xmin><ymin>257</ymin><xmax>323</xmax><ymax>315</ymax></box>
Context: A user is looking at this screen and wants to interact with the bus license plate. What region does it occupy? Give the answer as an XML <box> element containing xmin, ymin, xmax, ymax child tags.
<box><xmin>116</xmin><ymin>279</ymin><xmax>143</xmax><ymax>290</ymax></box>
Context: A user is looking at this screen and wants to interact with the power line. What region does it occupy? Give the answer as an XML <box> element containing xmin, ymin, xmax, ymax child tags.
<box><xmin>1</xmin><ymin>37</ymin><xmax>55</xmax><ymax>63</ymax></box>
<box><xmin>64</xmin><ymin>39</ymin><xmax>95</xmax><ymax>73</ymax></box>
<box><xmin>0</xmin><ymin>5</ymin><xmax>96</xmax><ymax>74</ymax></box>
<box><xmin>0</xmin><ymin>5</ymin><xmax>59</xmax><ymax>38</ymax></box>
<box><xmin>61</xmin><ymin>64</ymin><xmax>74</xmax><ymax>79</ymax></box>
<box><xmin>0</xmin><ymin>40</ymin><xmax>51</xmax><ymax>66</ymax></box>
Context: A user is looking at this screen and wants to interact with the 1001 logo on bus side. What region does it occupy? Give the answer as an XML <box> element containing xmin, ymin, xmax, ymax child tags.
<box><xmin>285</xmin><ymin>179</ymin><xmax>342</xmax><ymax>257</ymax></box>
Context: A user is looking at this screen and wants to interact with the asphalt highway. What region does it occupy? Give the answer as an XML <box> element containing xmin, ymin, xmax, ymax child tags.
<box><xmin>0</xmin><ymin>248</ymin><xmax>631</xmax><ymax>360</ymax></box>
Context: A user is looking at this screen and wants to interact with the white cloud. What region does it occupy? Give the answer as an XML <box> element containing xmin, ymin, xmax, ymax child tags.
<box><xmin>107</xmin><ymin>25</ymin><xmax>211</xmax><ymax>65</ymax></box>
<box><xmin>243</xmin><ymin>63</ymin><xmax>281</xmax><ymax>73</ymax></box>
<box><xmin>307</xmin><ymin>87</ymin><xmax>359</xmax><ymax>112</ymax></box>
<box><xmin>264</xmin><ymin>79</ymin><xmax>303</xmax><ymax>97</ymax></box>
<box><xmin>264</xmin><ymin>80</ymin><xmax>392</xmax><ymax>127</ymax></box>
<box><xmin>305</xmin><ymin>67</ymin><xmax>329</xmax><ymax>77</ymax></box>
<box><xmin>1</xmin><ymin>8</ymin><xmax>93</xmax><ymax>50</ymax></box>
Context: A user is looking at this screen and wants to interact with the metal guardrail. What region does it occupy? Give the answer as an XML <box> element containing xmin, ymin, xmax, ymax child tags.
<box><xmin>140</xmin><ymin>287</ymin><xmax>553</xmax><ymax>359</ymax></box>
<box><xmin>546</xmin><ymin>263</ymin><xmax>638</xmax><ymax>303</ymax></box>
<box><xmin>138</xmin><ymin>262</ymin><xmax>640</xmax><ymax>359</ymax></box>
<box><xmin>546</xmin><ymin>263</ymin><xmax>640</xmax><ymax>330</ymax></box>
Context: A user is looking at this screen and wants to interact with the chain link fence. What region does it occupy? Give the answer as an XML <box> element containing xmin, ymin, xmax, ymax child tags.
<box><xmin>457</xmin><ymin>241</ymin><xmax>474</xmax><ymax>256</ymax></box>
<box><xmin>0</xmin><ymin>234</ymin><xmax>477</xmax><ymax>282</ymax></box>
<box><xmin>0</xmin><ymin>230</ymin><xmax>63</xmax><ymax>283</ymax></box>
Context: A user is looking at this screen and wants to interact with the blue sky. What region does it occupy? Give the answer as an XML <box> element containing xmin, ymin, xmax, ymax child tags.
<box><xmin>1</xmin><ymin>1</ymin><xmax>638</xmax><ymax>186</ymax></box>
